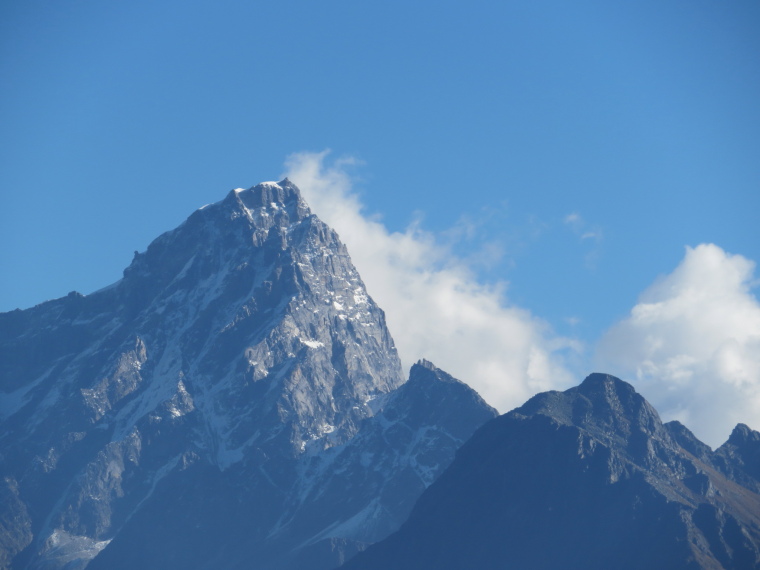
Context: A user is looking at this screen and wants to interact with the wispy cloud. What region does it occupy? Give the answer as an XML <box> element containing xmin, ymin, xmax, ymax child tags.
<box><xmin>564</xmin><ymin>316</ymin><xmax>581</xmax><ymax>327</ymax></box>
<box><xmin>564</xmin><ymin>212</ymin><xmax>583</xmax><ymax>230</ymax></box>
<box><xmin>283</xmin><ymin>151</ymin><xmax>579</xmax><ymax>411</ymax></box>
<box><xmin>563</xmin><ymin>211</ymin><xmax>603</xmax><ymax>268</ymax></box>
<box><xmin>564</xmin><ymin>211</ymin><xmax>602</xmax><ymax>241</ymax></box>
<box><xmin>440</xmin><ymin>205</ymin><xmax>513</xmax><ymax>273</ymax></box>
<box><xmin>596</xmin><ymin>244</ymin><xmax>760</xmax><ymax>447</ymax></box>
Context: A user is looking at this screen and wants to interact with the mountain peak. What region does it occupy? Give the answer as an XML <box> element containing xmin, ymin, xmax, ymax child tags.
<box><xmin>574</xmin><ymin>372</ymin><xmax>664</xmax><ymax>441</ymax></box>
<box><xmin>1</xmin><ymin>179</ymin><xmax>413</xmax><ymax>568</ymax></box>
<box><xmin>727</xmin><ymin>422</ymin><xmax>760</xmax><ymax>446</ymax></box>
<box><xmin>578</xmin><ymin>372</ymin><xmax>635</xmax><ymax>394</ymax></box>
<box><xmin>575</xmin><ymin>373</ymin><xmax>648</xmax><ymax>416</ymax></box>
<box><xmin>508</xmin><ymin>371</ymin><xmax>666</xmax><ymax>464</ymax></box>
<box><xmin>220</xmin><ymin>178</ymin><xmax>310</xmax><ymax>222</ymax></box>
<box><xmin>410</xmin><ymin>359</ymin><xmax>459</xmax><ymax>382</ymax></box>
<box><xmin>395</xmin><ymin>361</ymin><xmax>496</xmax><ymax>413</ymax></box>
<box><xmin>516</xmin><ymin>372</ymin><xmax>649</xmax><ymax>423</ymax></box>
<box><xmin>344</xmin><ymin>373</ymin><xmax>760</xmax><ymax>570</ymax></box>
<box><xmin>415</xmin><ymin>358</ymin><xmax>437</xmax><ymax>371</ymax></box>
<box><xmin>715</xmin><ymin>422</ymin><xmax>760</xmax><ymax>485</ymax></box>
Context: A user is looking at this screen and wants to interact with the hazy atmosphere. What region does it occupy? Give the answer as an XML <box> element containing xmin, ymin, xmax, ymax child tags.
<box><xmin>2</xmin><ymin>0</ymin><xmax>759</xmax><ymax>447</ymax></box>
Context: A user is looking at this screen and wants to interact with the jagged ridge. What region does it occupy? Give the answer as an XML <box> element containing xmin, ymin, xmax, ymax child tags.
<box><xmin>0</xmin><ymin>181</ymin><xmax>496</xmax><ymax>569</ymax></box>
<box><xmin>344</xmin><ymin>373</ymin><xmax>760</xmax><ymax>570</ymax></box>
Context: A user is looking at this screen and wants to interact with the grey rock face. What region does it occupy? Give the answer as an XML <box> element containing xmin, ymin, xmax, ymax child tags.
<box><xmin>275</xmin><ymin>360</ymin><xmax>497</xmax><ymax>569</ymax></box>
<box><xmin>0</xmin><ymin>181</ymin><xmax>496</xmax><ymax>569</ymax></box>
<box><xmin>713</xmin><ymin>424</ymin><xmax>760</xmax><ymax>493</ymax></box>
<box><xmin>344</xmin><ymin>373</ymin><xmax>760</xmax><ymax>570</ymax></box>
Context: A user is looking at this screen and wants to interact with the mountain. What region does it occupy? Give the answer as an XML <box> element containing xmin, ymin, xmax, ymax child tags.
<box><xmin>343</xmin><ymin>373</ymin><xmax>760</xmax><ymax>569</ymax></box>
<box><xmin>0</xmin><ymin>180</ymin><xmax>496</xmax><ymax>569</ymax></box>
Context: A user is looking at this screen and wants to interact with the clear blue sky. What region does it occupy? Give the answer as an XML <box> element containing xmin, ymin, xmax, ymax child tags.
<box><xmin>2</xmin><ymin>0</ymin><xmax>759</xmax><ymax>342</ymax></box>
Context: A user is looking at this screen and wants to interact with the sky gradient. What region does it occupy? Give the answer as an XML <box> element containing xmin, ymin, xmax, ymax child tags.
<box><xmin>2</xmin><ymin>0</ymin><xmax>759</xmax><ymax>446</ymax></box>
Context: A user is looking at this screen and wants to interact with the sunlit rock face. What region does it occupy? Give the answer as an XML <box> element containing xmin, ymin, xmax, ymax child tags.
<box><xmin>344</xmin><ymin>373</ymin><xmax>760</xmax><ymax>570</ymax></box>
<box><xmin>0</xmin><ymin>180</ymin><xmax>496</xmax><ymax>570</ymax></box>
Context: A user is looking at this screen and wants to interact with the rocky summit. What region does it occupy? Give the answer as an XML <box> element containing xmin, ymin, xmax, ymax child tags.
<box><xmin>4</xmin><ymin>180</ymin><xmax>759</xmax><ymax>570</ymax></box>
<box><xmin>344</xmin><ymin>373</ymin><xmax>760</xmax><ymax>570</ymax></box>
<box><xmin>0</xmin><ymin>180</ymin><xmax>496</xmax><ymax>569</ymax></box>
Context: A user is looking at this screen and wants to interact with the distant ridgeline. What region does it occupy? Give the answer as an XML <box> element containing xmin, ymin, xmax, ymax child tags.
<box><xmin>344</xmin><ymin>374</ymin><xmax>760</xmax><ymax>570</ymax></box>
<box><xmin>1</xmin><ymin>181</ymin><xmax>758</xmax><ymax>569</ymax></box>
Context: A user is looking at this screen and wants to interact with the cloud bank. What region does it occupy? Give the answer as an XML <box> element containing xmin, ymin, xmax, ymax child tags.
<box><xmin>597</xmin><ymin>244</ymin><xmax>760</xmax><ymax>448</ymax></box>
<box><xmin>282</xmin><ymin>152</ymin><xmax>760</xmax><ymax>448</ymax></box>
<box><xmin>283</xmin><ymin>151</ymin><xmax>579</xmax><ymax>411</ymax></box>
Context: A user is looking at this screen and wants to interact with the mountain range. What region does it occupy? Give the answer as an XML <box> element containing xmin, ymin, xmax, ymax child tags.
<box><xmin>344</xmin><ymin>373</ymin><xmax>760</xmax><ymax>569</ymax></box>
<box><xmin>1</xmin><ymin>180</ymin><xmax>759</xmax><ymax>569</ymax></box>
<box><xmin>0</xmin><ymin>181</ymin><xmax>495</xmax><ymax>569</ymax></box>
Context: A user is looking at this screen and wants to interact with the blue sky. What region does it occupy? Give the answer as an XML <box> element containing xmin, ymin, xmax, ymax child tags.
<box><xmin>2</xmin><ymin>0</ymin><xmax>759</xmax><ymax>445</ymax></box>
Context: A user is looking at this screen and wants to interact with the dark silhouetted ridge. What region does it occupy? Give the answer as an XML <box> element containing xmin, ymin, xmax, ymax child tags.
<box><xmin>342</xmin><ymin>374</ymin><xmax>760</xmax><ymax>570</ymax></box>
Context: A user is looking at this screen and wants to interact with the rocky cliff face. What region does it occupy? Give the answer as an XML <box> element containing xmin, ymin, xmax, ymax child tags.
<box><xmin>0</xmin><ymin>181</ymin><xmax>496</xmax><ymax>569</ymax></box>
<box><xmin>344</xmin><ymin>373</ymin><xmax>760</xmax><ymax>569</ymax></box>
<box><xmin>275</xmin><ymin>359</ymin><xmax>497</xmax><ymax>569</ymax></box>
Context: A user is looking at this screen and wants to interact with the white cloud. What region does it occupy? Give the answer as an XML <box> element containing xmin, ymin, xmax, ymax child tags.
<box><xmin>280</xmin><ymin>153</ymin><xmax>760</xmax><ymax>448</ymax></box>
<box><xmin>283</xmin><ymin>151</ymin><xmax>579</xmax><ymax>411</ymax></box>
<box><xmin>596</xmin><ymin>244</ymin><xmax>760</xmax><ymax>448</ymax></box>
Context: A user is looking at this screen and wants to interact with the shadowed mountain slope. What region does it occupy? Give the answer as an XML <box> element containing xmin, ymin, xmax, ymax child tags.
<box><xmin>343</xmin><ymin>373</ymin><xmax>760</xmax><ymax>570</ymax></box>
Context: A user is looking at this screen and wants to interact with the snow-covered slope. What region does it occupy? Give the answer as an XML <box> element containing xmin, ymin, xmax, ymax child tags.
<box><xmin>0</xmin><ymin>180</ymin><xmax>495</xmax><ymax>569</ymax></box>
